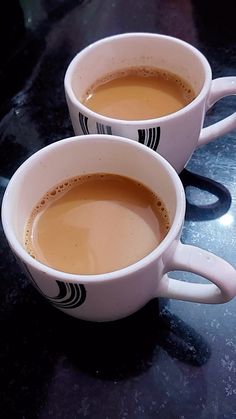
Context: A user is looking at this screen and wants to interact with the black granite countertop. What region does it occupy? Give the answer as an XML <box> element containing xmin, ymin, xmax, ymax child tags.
<box><xmin>0</xmin><ymin>1</ymin><xmax>236</xmax><ymax>418</ymax></box>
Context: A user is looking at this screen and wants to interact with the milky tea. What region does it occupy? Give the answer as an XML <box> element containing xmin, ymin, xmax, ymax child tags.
<box><xmin>24</xmin><ymin>173</ymin><xmax>170</xmax><ymax>275</ymax></box>
<box><xmin>81</xmin><ymin>67</ymin><xmax>196</xmax><ymax>120</ymax></box>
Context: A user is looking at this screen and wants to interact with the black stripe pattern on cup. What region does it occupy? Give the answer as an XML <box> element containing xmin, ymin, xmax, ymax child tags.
<box><xmin>138</xmin><ymin>127</ymin><xmax>161</xmax><ymax>150</ymax></box>
<box><xmin>79</xmin><ymin>112</ymin><xmax>89</xmax><ymax>134</ymax></box>
<box><xmin>23</xmin><ymin>262</ymin><xmax>86</xmax><ymax>309</ymax></box>
<box><xmin>96</xmin><ymin>122</ymin><xmax>113</xmax><ymax>135</ymax></box>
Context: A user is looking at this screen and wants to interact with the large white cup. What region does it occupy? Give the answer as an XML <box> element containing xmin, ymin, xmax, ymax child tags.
<box><xmin>65</xmin><ymin>33</ymin><xmax>236</xmax><ymax>173</ymax></box>
<box><xmin>2</xmin><ymin>135</ymin><xmax>236</xmax><ymax>322</ymax></box>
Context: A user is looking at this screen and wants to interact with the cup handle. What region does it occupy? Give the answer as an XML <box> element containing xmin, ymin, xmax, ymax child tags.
<box><xmin>198</xmin><ymin>77</ymin><xmax>236</xmax><ymax>147</ymax></box>
<box><xmin>157</xmin><ymin>242</ymin><xmax>236</xmax><ymax>304</ymax></box>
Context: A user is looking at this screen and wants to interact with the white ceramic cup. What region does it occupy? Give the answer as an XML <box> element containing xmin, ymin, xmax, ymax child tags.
<box><xmin>2</xmin><ymin>135</ymin><xmax>236</xmax><ymax>322</ymax></box>
<box><xmin>64</xmin><ymin>32</ymin><xmax>236</xmax><ymax>174</ymax></box>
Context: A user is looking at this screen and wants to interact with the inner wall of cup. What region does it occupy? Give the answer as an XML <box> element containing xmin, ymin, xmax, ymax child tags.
<box><xmin>6</xmin><ymin>137</ymin><xmax>179</xmax><ymax>246</ymax></box>
<box><xmin>71</xmin><ymin>35</ymin><xmax>206</xmax><ymax>101</ymax></box>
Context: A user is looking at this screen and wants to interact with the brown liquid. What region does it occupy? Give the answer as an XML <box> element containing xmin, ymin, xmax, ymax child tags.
<box><xmin>24</xmin><ymin>173</ymin><xmax>170</xmax><ymax>275</ymax></box>
<box><xmin>81</xmin><ymin>67</ymin><xmax>195</xmax><ymax>120</ymax></box>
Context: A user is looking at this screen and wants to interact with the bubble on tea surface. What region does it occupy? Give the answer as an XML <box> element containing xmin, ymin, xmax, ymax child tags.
<box><xmin>81</xmin><ymin>65</ymin><xmax>196</xmax><ymax>109</ymax></box>
<box><xmin>24</xmin><ymin>173</ymin><xmax>171</xmax><ymax>267</ymax></box>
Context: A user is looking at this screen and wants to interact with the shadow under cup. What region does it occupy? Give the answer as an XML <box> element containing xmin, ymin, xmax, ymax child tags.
<box><xmin>2</xmin><ymin>135</ymin><xmax>184</xmax><ymax>320</ymax></box>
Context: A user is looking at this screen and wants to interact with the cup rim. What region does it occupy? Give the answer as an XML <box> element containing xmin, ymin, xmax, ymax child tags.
<box><xmin>64</xmin><ymin>32</ymin><xmax>212</xmax><ymax>125</ymax></box>
<box><xmin>1</xmin><ymin>134</ymin><xmax>186</xmax><ymax>284</ymax></box>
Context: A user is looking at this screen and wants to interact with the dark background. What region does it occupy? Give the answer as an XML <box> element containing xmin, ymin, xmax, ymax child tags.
<box><xmin>0</xmin><ymin>1</ymin><xmax>236</xmax><ymax>418</ymax></box>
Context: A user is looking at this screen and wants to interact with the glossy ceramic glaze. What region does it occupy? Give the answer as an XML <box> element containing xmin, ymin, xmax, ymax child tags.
<box><xmin>0</xmin><ymin>0</ymin><xmax>236</xmax><ymax>418</ymax></box>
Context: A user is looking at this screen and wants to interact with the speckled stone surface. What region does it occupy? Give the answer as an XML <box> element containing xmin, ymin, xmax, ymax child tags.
<box><xmin>0</xmin><ymin>1</ymin><xmax>236</xmax><ymax>418</ymax></box>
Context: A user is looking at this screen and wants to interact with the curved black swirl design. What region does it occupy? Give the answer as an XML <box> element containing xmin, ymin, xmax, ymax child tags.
<box><xmin>22</xmin><ymin>262</ymin><xmax>86</xmax><ymax>309</ymax></box>
<box><xmin>47</xmin><ymin>281</ymin><xmax>86</xmax><ymax>309</ymax></box>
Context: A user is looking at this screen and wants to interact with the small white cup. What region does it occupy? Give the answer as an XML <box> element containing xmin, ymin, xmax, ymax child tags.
<box><xmin>2</xmin><ymin>135</ymin><xmax>236</xmax><ymax>322</ymax></box>
<box><xmin>64</xmin><ymin>33</ymin><xmax>236</xmax><ymax>174</ymax></box>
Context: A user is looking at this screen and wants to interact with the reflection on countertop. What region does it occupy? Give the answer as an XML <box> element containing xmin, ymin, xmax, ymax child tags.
<box><xmin>0</xmin><ymin>1</ymin><xmax>236</xmax><ymax>418</ymax></box>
